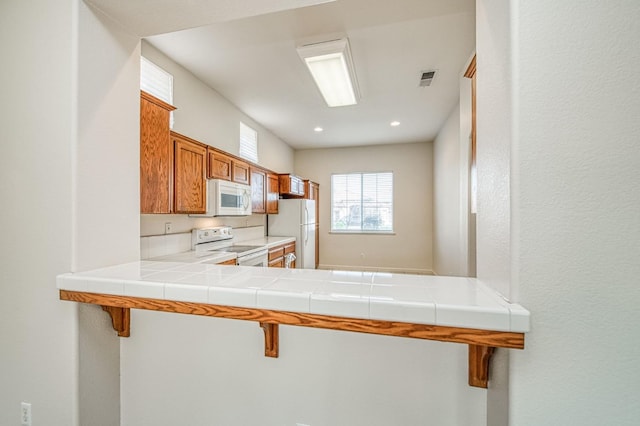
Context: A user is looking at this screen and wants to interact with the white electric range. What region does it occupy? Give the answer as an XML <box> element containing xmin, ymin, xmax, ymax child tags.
<box><xmin>192</xmin><ymin>227</ymin><xmax>268</xmax><ymax>267</ymax></box>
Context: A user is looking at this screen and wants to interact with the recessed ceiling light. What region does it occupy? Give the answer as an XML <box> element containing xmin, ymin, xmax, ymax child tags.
<box><xmin>314</xmin><ymin>126</ymin><xmax>324</xmax><ymax>132</ymax></box>
<box><xmin>390</xmin><ymin>121</ymin><xmax>401</xmax><ymax>127</ymax></box>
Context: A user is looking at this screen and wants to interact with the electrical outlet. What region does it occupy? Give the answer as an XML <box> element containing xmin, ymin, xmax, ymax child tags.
<box><xmin>164</xmin><ymin>222</ymin><xmax>172</xmax><ymax>234</ymax></box>
<box><xmin>21</xmin><ymin>402</ymin><xmax>31</xmax><ymax>426</ymax></box>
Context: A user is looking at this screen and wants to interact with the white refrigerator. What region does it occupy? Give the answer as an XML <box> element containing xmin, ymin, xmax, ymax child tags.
<box><xmin>268</xmin><ymin>199</ymin><xmax>316</xmax><ymax>269</ymax></box>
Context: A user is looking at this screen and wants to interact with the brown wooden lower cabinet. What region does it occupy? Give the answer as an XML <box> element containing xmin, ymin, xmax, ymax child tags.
<box><xmin>268</xmin><ymin>242</ymin><xmax>296</xmax><ymax>268</ymax></box>
<box><xmin>217</xmin><ymin>258</ymin><xmax>237</xmax><ymax>266</ymax></box>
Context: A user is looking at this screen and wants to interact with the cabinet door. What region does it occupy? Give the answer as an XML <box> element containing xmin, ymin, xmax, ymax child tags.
<box><xmin>278</xmin><ymin>174</ymin><xmax>292</xmax><ymax>194</ymax></box>
<box><xmin>207</xmin><ymin>149</ymin><xmax>232</xmax><ymax>180</ymax></box>
<box><xmin>268</xmin><ymin>246</ymin><xmax>285</xmax><ymax>262</ymax></box>
<box><xmin>268</xmin><ymin>257</ymin><xmax>285</xmax><ymax>268</ymax></box>
<box><xmin>296</xmin><ymin>177</ymin><xmax>305</xmax><ymax>196</ymax></box>
<box><xmin>140</xmin><ymin>92</ymin><xmax>175</xmax><ymax>213</ymax></box>
<box><xmin>232</xmin><ymin>160</ymin><xmax>251</xmax><ymax>185</ymax></box>
<box><xmin>266</xmin><ymin>173</ymin><xmax>279</xmax><ymax>214</ymax></box>
<box><xmin>173</xmin><ymin>134</ymin><xmax>207</xmax><ymax>214</ymax></box>
<box><xmin>278</xmin><ymin>174</ymin><xmax>305</xmax><ymax>197</ymax></box>
<box><xmin>250</xmin><ymin>167</ymin><xmax>266</xmax><ymax>214</ymax></box>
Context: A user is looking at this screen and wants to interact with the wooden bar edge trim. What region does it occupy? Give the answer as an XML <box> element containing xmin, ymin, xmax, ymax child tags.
<box><xmin>464</xmin><ymin>54</ymin><xmax>476</xmax><ymax>78</ymax></box>
<box><xmin>60</xmin><ymin>290</ymin><xmax>524</xmax><ymax>349</ymax></box>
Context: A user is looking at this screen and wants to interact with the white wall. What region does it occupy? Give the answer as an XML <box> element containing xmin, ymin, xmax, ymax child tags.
<box><xmin>76</xmin><ymin>3</ymin><xmax>142</xmax><ymax>425</ymax></box>
<box><xmin>121</xmin><ymin>311</ymin><xmax>485</xmax><ymax>426</ymax></box>
<box><xmin>1</xmin><ymin>1</ymin><xmax>142</xmax><ymax>424</ymax></box>
<box><xmin>432</xmin><ymin>58</ymin><xmax>475</xmax><ymax>279</ymax></box>
<box><xmin>295</xmin><ymin>143</ymin><xmax>434</xmax><ymax>274</ymax></box>
<box><xmin>433</xmin><ymin>104</ymin><xmax>464</xmax><ymax>276</ymax></box>
<box><xmin>475</xmin><ymin>1</ymin><xmax>513</xmax><ymax>424</ymax></box>
<box><xmin>0</xmin><ymin>1</ymin><xmax>78</xmax><ymax>424</ymax></box>
<box><xmin>506</xmin><ymin>1</ymin><xmax>640</xmax><ymax>425</ymax></box>
<box><xmin>142</xmin><ymin>41</ymin><xmax>293</xmax><ymax>174</ymax></box>
<box><xmin>475</xmin><ymin>0</ymin><xmax>512</xmax><ymax>300</ymax></box>
<box><xmin>140</xmin><ymin>41</ymin><xmax>295</xmax><ymax>237</ymax></box>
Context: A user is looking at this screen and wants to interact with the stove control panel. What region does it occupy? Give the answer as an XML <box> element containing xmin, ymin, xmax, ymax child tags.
<box><xmin>192</xmin><ymin>226</ymin><xmax>233</xmax><ymax>247</ymax></box>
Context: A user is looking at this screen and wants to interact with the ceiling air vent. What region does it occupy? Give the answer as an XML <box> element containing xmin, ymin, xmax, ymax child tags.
<box><xmin>419</xmin><ymin>70</ymin><xmax>436</xmax><ymax>87</ymax></box>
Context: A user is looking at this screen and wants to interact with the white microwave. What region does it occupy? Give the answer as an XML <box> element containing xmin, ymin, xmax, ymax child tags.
<box><xmin>194</xmin><ymin>179</ymin><xmax>252</xmax><ymax>217</ymax></box>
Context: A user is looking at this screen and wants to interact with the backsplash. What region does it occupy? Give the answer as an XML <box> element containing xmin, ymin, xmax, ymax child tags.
<box><xmin>140</xmin><ymin>232</ymin><xmax>192</xmax><ymax>259</ymax></box>
<box><xmin>140</xmin><ymin>224</ymin><xmax>266</xmax><ymax>260</ymax></box>
<box><xmin>140</xmin><ymin>213</ymin><xmax>265</xmax><ymax>237</ymax></box>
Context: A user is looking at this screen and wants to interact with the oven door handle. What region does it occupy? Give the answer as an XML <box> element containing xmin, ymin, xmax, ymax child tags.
<box><xmin>238</xmin><ymin>250</ymin><xmax>268</xmax><ymax>265</ymax></box>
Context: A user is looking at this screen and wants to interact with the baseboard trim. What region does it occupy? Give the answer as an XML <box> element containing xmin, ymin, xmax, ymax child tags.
<box><xmin>317</xmin><ymin>264</ymin><xmax>434</xmax><ymax>275</ymax></box>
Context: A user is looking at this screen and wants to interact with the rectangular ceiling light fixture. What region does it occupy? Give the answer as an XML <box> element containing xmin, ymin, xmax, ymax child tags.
<box><xmin>297</xmin><ymin>38</ymin><xmax>360</xmax><ymax>107</ymax></box>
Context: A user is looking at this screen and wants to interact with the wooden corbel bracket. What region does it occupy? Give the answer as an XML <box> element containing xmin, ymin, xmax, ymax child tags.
<box><xmin>260</xmin><ymin>322</ymin><xmax>279</xmax><ymax>358</ymax></box>
<box><xmin>101</xmin><ymin>305</ymin><xmax>131</xmax><ymax>337</ymax></box>
<box><xmin>468</xmin><ymin>344</ymin><xmax>495</xmax><ymax>388</ymax></box>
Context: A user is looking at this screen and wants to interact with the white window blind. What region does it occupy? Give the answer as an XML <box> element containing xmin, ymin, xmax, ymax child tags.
<box><xmin>331</xmin><ymin>172</ymin><xmax>393</xmax><ymax>232</ymax></box>
<box><xmin>140</xmin><ymin>56</ymin><xmax>174</xmax><ymax>128</ymax></box>
<box><xmin>239</xmin><ymin>121</ymin><xmax>258</xmax><ymax>163</ymax></box>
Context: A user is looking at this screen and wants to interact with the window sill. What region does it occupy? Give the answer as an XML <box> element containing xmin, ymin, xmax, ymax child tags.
<box><xmin>329</xmin><ymin>231</ymin><xmax>396</xmax><ymax>235</ymax></box>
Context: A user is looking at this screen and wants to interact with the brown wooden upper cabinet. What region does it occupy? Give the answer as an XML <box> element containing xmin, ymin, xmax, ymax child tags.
<box><xmin>278</xmin><ymin>173</ymin><xmax>305</xmax><ymax>197</ymax></box>
<box><xmin>250</xmin><ymin>167</ymin><xmax>266</xmax><ymax>214</ymax></box>
<box><xmin>266</xmin><ymin>173</ymin><xmax>279</xmax><ymax>214</ymax></box>
<box><xmin>140</xmin><ymin>91</ymin><xmax>176</xmax><ymax>214</ymax></box>
<box><xmin>207</xmin><ymin>148</ymin><xmax>251</xmax><ymax>185</ymax></box>
<box><xmin>232</xmin><ymin>159</ymin><xmax>251</xmax><ymax>185</ymax></box>
<box><xmin>173</xmin><ymin>132</ymin><xmax>207</xmax><ymax>214</ymax></box>
<box><xmin>304</xmin><ymin>180</ymin><xmax>319</xmax><ymax>202</ymax></box>
<box><xmin>207</xmin><ymin>148</ymin><xmax>232</xmax><ymax>181</ymax></box>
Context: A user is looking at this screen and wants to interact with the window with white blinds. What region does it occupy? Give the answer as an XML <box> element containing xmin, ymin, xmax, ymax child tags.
<box><xmin>239</xmin><ymin>121</ymin><xmax>258</xmax><ymax>163</ymax></box>
<box><xmin>140</xmin><ymin>57</ymin><xmax>174</xmax><ymax>128</ymax></box>
<box><xmin>331</xmin><ymin>172</ymin><xmax>393</xmax><ymax>233</ymax></box>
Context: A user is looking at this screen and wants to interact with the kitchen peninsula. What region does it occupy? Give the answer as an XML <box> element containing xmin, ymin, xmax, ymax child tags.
<box><xmin>58</xmin><ymin>263</ymin><xmax>529</xmax><ymax>388</ymax></box>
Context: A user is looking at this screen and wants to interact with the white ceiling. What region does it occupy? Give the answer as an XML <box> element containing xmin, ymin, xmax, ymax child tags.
<box><xmin>90</xmin><ymin>0</ymin><xmax>475</xmax><ymax>150</ymax></box>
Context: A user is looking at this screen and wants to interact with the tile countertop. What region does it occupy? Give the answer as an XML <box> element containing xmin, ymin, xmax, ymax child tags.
<box><xmin>57</xmin><ymin>262</ymin><xmax>530</xmax><ymax>333</ymax></box>
<box><xmin>146</xmin><ymin>236</ymin><xmax>296</xmax><ymax>264</ymax></box>
<box><xmin>242</xmin><ymin>236</ymin><xmax>296</xmax><ymax>248</ymax></box>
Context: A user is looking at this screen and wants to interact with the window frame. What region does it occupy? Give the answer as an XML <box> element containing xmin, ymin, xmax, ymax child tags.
<box><xmin>239</xmin><ymin>121</ymin><xmax>259</xmax><ymax>163</ymax></box>
<box><xmin>330</xmin><ymin>171</ymin><xmax>394</xmax><ymax>234</ymax></box>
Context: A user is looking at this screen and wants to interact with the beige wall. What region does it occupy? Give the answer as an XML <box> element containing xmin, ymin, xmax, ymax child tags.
<box><xmin>295</xmin><ymin>143</ymin><xmax>433</xmax><ymax>273</ymax></box>
<box><xmin>0</xmin><ymin>1</ymin><xmax>79</xmax><ymax>424</ymax></box>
